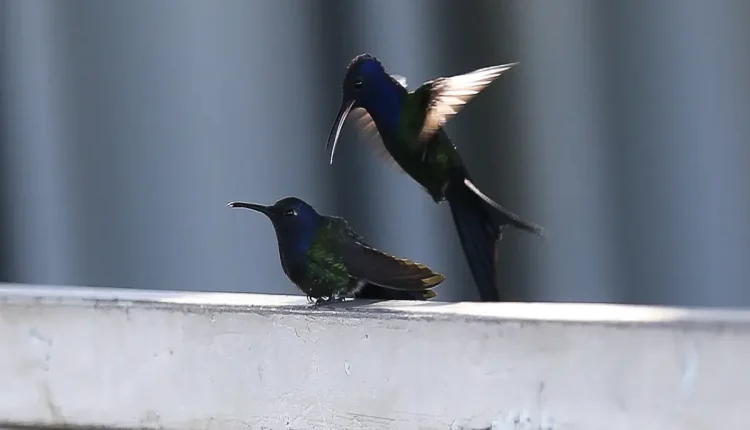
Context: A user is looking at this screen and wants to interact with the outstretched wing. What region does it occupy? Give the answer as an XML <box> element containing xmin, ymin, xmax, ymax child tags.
<box><xmin>349</xmin><ymin>108</ymin><xmax>396</xmax><ymax>164</ymax></box>
<box><xmin>329</xmin><ymin>219</ymin><xmax>445</xmax><ymax>291</ymax></box>
<box><xmin>347</xmin><ymin>73</ymin><xmax>407</xmax><ymax>172</ymax></box>
<box><xmin>418</xmin><ymin>62</ymin><xmax>518</xmax><ymax>143</ymax></box>
<box><xmin>348</xmin><ymin>108</ymin><xmax>408</xmax><ymax>175</ymax></box>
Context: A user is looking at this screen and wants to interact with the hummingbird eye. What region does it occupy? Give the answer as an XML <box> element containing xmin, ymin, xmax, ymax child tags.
<box><xmin>353</xmin><ymin>78</ymin><xmax>363</xmax><ymax>90</ymax></box>
<box><xmin>284</xmin><ymin>208</ymin><xmax>298</xmax><ymax>217</ymax></box>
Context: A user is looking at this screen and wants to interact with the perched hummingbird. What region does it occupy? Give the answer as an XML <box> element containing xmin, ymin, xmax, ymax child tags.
<box><xmin>326</xmin><ymin>54</ymin><xmax>544</xmax><ymax>302</ymax></box>
<box><xmin>228</xmin><ymin>196</ymin><xmax>444</xmax><ymax>306</ymax></box>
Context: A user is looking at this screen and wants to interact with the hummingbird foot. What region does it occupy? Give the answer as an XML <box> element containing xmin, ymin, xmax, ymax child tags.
<box><xmin>311</xmin><ymin>295</ymin><xmax>346</xmax><ymax>308</ymax></box>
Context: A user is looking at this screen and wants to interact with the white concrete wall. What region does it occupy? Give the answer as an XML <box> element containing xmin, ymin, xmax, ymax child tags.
<box><xmin>0</xmin><ymin>283</ymin><xmax>749</xmax><ymax>430</ymax></box>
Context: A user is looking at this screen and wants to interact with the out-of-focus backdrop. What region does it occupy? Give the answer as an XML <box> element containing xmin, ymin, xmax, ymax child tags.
<box><xmin>1</xmin><ymin>0</ymin><xmax>748</xmax><ymax>306</ymax></box>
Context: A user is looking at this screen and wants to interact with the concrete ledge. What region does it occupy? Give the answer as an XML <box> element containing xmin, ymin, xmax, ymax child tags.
<box><xmin>0</xmin><ymin>283</ymin><xmax>749</xmax><ymax>429</ymax></box>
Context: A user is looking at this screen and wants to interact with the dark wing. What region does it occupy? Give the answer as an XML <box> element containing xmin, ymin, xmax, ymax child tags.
<box><xmin>418</xmin><ymin>62</ymin><xmax>518</xmax><ymax>143</ymax></box>
<box><xmin>349</xmin><ymin>108</ymin><xmax>408</xmax><ymax>175</ymax></box>
<box><xmin>330</xmin><ymin>219</ymin><xmax>444</xmax><ymax>291</ymax></box>
<box><xmin>340</xmin><ymin>242</ymin><xmax>445</xmax><ymax>291</ymax></box>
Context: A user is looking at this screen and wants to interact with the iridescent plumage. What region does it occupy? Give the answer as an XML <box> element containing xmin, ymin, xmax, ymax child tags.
<box><xmin>228</xmin><ymin>197</ymin><xmax>443</xmax><ymax>306</ymax></box>
<box><xmin>326</xmin><ymin>54</ymin><xmax>543</xmax><ymax>302</ymax></box>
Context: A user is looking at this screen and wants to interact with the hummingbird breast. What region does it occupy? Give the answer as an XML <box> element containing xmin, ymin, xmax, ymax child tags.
<box><xmin>388</xmin><ymin>131</ymin><xmax>455</xmax><ymax>203</ymax></box>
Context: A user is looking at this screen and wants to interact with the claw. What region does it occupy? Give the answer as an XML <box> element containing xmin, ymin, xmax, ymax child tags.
<box><xmin>311</xmin><ymin>296</ymin><xmax>345</xmax><ymax>308</ymax></box>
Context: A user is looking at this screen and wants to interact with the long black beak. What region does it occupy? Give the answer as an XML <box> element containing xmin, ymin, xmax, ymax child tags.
<box><xmin>326</xmin><ymin>99</ymin><xmax>354</xmax><ymax>165</ymax></box>
<box><xmin>227</xmin><ymin>201</ymin><xmax>270</xmax><ymax>216</ymax></box>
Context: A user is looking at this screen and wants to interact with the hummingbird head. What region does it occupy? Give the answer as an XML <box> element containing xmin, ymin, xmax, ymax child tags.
<box><xmin>228</xmin><ymin>197</ymin><xmax>323</xmax><ymax>257</ymax></box>
<box><xmin>326</xmin><ymin>53</ymin><xmax>403</xmax><ymax>164</ymax></box>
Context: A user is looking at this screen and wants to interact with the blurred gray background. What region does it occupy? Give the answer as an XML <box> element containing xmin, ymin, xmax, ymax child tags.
<box><xmin>1</xmin><ymin>0</ymin><xmax>748</xmax><ymax>306</ymax></box>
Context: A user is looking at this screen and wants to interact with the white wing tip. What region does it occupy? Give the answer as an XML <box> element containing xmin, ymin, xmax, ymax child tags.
<box><xmin>392</xmin><ymin>74</ymin><xmax>408</xmax><ymax>88</ymax></box>
<box><xmin>477</xmin><ymin>61</ymin><xmax>520</xmax><ymax>75</ymax></box>
<box><xmin>495</xmin><ymin>61</ymin><xmax>519</xmax><ymax>69</ymax></box>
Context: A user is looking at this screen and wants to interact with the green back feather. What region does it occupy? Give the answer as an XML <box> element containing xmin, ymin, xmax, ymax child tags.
<box><xmin>302</xmin><ymin>221</ymin><xmax>352</xmax><ymax>295</ymax></box>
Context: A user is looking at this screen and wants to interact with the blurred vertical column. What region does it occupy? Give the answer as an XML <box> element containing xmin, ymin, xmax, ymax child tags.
<box><xmin>1</xmin><ymin>0</ymin><xmax>329</xmax><ymax>293</ymax></box>
<box><xmin>350</xmin><ymin>0</ymin><xmax>468</xmax><ymax>301</ymax></box>
<box><xmin>480</xmin><ymin>2</ymin><xmax>539</xmax><ymax>302</ymax></box>
<box><xmin>516</xmin><ymin>2</ymin><xmax>622</xmax><ymax>302</ymax></box>
<box><xmin>1</xmin><ymin>0</ymin><xmax>75</xmax><ymax>284</ymax></box>
<box><xmin>0</xmin><ymin>0</ymin><xmax>13</xmax><ymax>280</ymax></box>
<box><xmin>317</xmin><ymin>2</ymin><xmax>380</xmax><ymax>257</ymax></box>
<box><xmin>604</xmin><ymin>1</ymin><xmax>750</xmax><ymax>306</ymax></box>
<box><xmin>517</xmin><ymin>0</ymin><xmax>750</xmax><ymax>306</ymax></box>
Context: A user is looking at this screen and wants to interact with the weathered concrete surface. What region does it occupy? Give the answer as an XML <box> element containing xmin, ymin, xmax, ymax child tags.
<box><xmin>0</xmin><ymin>283</ymin><xmax>749</xmax><ymax>430</ymax></box>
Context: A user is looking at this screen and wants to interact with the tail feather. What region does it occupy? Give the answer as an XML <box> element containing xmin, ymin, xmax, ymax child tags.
<box><xmin>446</xmin><ymin>173</ymin><xmax>543</xmax><ymax>302</ymax></box>
<box><xmin>463</xmin><ymin>178</ymin><xmax>544</xmax><ymax>237</ymax></box>
<box><xmin>354</xmin><ymin>283</ymin><xmax>437</xmax><ymax>301</ymax></box>
<box><xmin>447</xmin><ymin>184</ymin><xmax>501</xmax><ymax>301</ymax></box>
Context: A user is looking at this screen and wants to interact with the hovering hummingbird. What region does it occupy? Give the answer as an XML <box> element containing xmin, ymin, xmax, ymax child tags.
<box><xmin>326</xmin><ymin>54</ymin><xmax>544</xmax><ymax>302</ymax></box>
<box><xmin>228</xmin><ymin>196</ymin><xmax>443</xmax><ymax>306</ymax></box>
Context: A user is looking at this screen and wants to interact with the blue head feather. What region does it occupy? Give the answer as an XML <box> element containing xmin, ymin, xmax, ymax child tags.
<box><xmin>343</xmin><ymin>54</ymin><xmax>407</xmax><ymax>138</ymax></box>
<box><xmin>229</xmin><ymin>197</ymin><xmax>323</xmax><ymax>283</ymax></box>
<box><xmin>267</xmin><ymin>197</ymin><xmax>322</xmax><ymax>265</ymax></box>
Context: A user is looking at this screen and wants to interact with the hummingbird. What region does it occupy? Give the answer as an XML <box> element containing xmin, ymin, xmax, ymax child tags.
<box><xmin>228</xmin><ymin>196</ymin><xmax>443</xmax><ymax>306</ymax></box>
<box><xmin>325</xmin><ymin>54</ymin><xmax>544</xmax><ymax>302</ymax></box>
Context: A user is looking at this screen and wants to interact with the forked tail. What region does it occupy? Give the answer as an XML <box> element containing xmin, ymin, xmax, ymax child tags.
<box><xmin>445</xmin><ymin>171</ymin><xmax>543</xmax><ymax>301</ymax></box>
